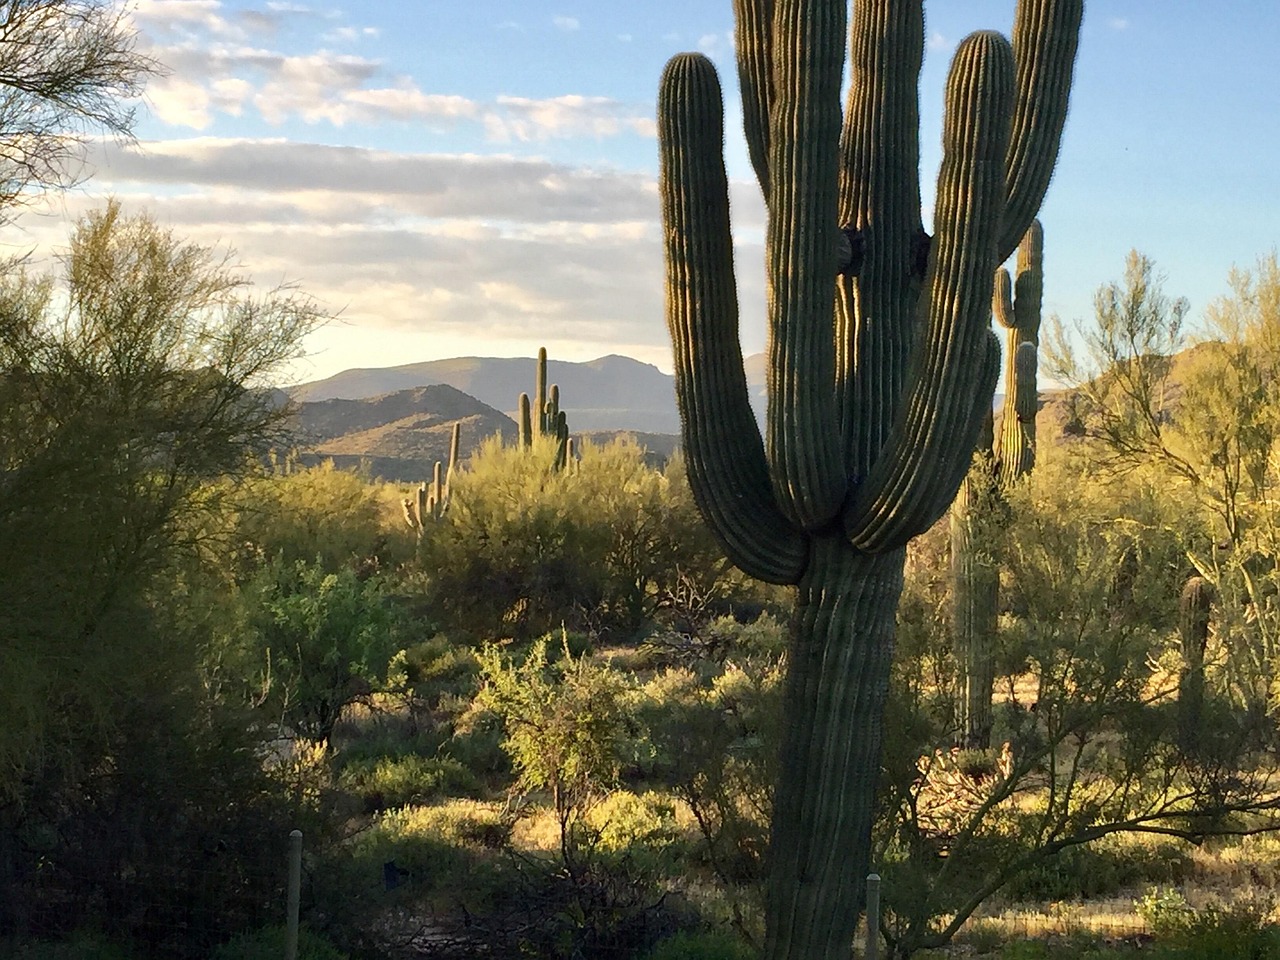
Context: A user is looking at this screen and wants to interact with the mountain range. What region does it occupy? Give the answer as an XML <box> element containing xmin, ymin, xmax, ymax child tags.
<box><xmin>284</xmin><ymin>351</ymin><xmax>1058</xmax><ymax>483</ymax></box>
<box><xmin>288</xmin><ymin>353</ymin><xmax>717</xmax><ymax>480</ymax></box>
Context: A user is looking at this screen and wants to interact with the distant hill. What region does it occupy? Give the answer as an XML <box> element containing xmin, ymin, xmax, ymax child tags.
<box><xmin>290</xmin><ymin>383</ymin><xmax>516</xmax><ymax>481</ymax></box>
<box><xmin>292</xmin><ymin>353</ymin><xmax>687</xmax><ymax>435</ymax></box>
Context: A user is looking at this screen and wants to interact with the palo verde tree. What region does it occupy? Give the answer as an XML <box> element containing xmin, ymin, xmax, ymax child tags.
<box><xmin>0</xmin><ymin>200</ymin><xmax>322</xmax><ymax>797</ymax></box>
<box><xmin>657</xmin><ymin>2</ymin><xmax>1081</xmax><ymax>957</ymax></box>
<box><xmin>0</xmin><ymin>202</ymin><xmax>322</xmax><ymax>945</ymax></box>
<box><xmin>0</xmin><ymin>0</ymin><xmax>157</xmax><ymax>218</ymax></box>
<box><xmin>1047</xmin><ymin>252</ymin><xmax>1280</xmax><ymax>724</ymax></box>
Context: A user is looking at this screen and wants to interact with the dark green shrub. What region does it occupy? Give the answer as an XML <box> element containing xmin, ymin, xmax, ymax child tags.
<box><xmin>1003</xmin><ymin>841</ymin><xmax>1193</xmax><ymax>902</ymax></box>
<box><xmin>210</xmin><ymin>924</ymin><xmax>348</xmax><ymax>960</ymax></box>
<box><xmin>643</xmin><ymin>928</ymin><xmax>756</xmax><ymax>960</ymax></box>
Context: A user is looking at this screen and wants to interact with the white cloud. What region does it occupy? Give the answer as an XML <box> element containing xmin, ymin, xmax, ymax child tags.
<box><xmin>323</xmin><ymin>25</ymin><xmax>366</xmax><ymax>43</ymax></box>
<box><xmin>132</xmin><ymin>8</ymin><xmax>651</xmax><ymax>140</ymax></box>
<box><xmin>927</xmin><ymin>31</ymin><xmax>950</xmax><ymax>51</ymax></box>
<box><xmin>553</xmin><ymin>15</ymin><xmax>580</xmax><ymax>31</ymax></box>
<box><xmin>1109</xmin><ymin>17</ymin><xmax>1129</xmax><ymax>30</ymax></box>
<box><xmin>486</xmin><ymin>96</ymin><xmax>656</xmax><ymax>142</ymax></box>
<box><xmin>147</xmin><ymin>75</ymin><xmax>216</xmax><ymax>129</ymax></box>
<box><xmin>32</xmin><ymin>137</ymin><xmax>769</xmax><ymax>379</ymax></box>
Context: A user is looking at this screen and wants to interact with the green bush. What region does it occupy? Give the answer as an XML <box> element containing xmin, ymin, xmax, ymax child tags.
<box><xmin>1003</xmin><ymin>840</ymin><xmax>1193</xmax><ymax>902</ymax></box>
<box><xmin>415</xmin><ymin>437</ymin><xmax>731</xmax><ymax>641</ymax></box>
<box><xmin>1154</xmin><ymin>898</ymin><xmax>1280</xmax><ymax>960</ymax></box>
<box><xmin>6</xmin><ymin>935</ymin><xmax>140</xmax><ymax>960</ymax></box>
<box><xmin>229</xmin><ymin>557</ymin><xmax>410</xmax><ymax>744</ymax></box>
<box><xmin>642</xmin><ymin>928</ymin><xmax>755</xmax><ymax>960</ymax></box>
<box><xmin>229</xmin><ymin>461</ymin><xmax>406</xmax><ymax>576</ymax></box>
<box><xmin>210</xmin><ymin>925</ymin><xmax>348</xmax><ymax>960</ymax></box>
<box><xmin>336</xmin><ymin>753</ymin><xmax>482</xmax><ymax>811</ymax></box>
<box><xmin>1136</xmin><ymin>886</ymin><xmax>1194</xmax><ymax>936</ymax></box>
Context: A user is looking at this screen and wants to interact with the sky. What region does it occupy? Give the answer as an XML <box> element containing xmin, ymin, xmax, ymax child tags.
<box><xmin>7</xmin><ymin>1</ymin><xmax>1280</xmax><ymax>386</ymax></box>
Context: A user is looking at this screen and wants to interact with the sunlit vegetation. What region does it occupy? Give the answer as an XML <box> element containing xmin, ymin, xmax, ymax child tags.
<box><xmin>5</xmin><ymin>200</ymin><xmax>1280</xmax><ymax>959</ymax></box>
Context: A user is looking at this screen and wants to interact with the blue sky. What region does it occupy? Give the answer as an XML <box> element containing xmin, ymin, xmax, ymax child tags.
<box><xmin>14</xmin><ymin>1</ymin><xmax>1280</xmax><ymax>384</ymax></box>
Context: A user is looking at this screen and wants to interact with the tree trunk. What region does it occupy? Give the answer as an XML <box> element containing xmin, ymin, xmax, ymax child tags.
<box><xmin>765</xmin><ymin>536</ymin><xmax>905</xmax><ymax>960</ymax></box>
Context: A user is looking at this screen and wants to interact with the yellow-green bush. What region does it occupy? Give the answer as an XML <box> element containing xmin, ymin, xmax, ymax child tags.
<box><xmin>415</xmin><ymin>436</ymin><xmax>731</xmax><ymax>641</ymax></box>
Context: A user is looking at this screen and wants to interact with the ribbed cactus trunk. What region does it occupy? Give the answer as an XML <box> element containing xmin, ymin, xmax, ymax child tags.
<box><xmin>535</xmin><ymin>346</ymin><xmax>548</xmax><ymax>435</ymax></box>
<box><xmin>657</xmin><ymin>2</ymin><xmax>1080</xmax><ymax>956</ymax></box>
<box><xmin>951</xmin><ymin>221</ymin><xmax>1044</xmax><ymax>749</ymax></box>
<box><xmin>770</xmin><ymin>539</ymin><xmax>904</xmax><ymax>957</ymax></box>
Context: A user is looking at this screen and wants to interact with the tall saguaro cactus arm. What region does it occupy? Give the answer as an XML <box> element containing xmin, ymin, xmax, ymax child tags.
<box><xmin>658</xmin><ymin>54</ymin><xmax>807</xmax><ymax>585</ymax></box>
<box><xmin>844</xmin><ymin>31</ymin><xmax>1012</xmax><ymax>552</ymax></box>
<box><xmin>764</xmin><ymin>0</ymin><xmax>848</xmax><ymax>531</ymax></box>
<box><xmin>1000</xmin><ymin>0</ymin><xmax>1083</xmax><ymax>258</ymax></box>
<box><xmin>733</xmin><ymin>0</ymin><xmax>774</xmax><ymax>200</ymax></box>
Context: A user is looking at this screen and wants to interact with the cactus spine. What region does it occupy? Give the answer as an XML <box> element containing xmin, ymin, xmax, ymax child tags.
<box><xmin>952</xmin><ymin>220</ymin><xmax>1044</xmax><ymax>749</ymax></box>
<box><xmin>658</xmin><ymin>2</ymin><xmax>1079</xmax><ymax>955</ymax></box>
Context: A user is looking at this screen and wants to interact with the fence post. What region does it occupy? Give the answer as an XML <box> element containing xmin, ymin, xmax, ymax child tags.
<box><xmin>865</xmin><ymin>873</ymin><xmax>881</xmax><ymax>960</ymax></box>
<box><xmin>286</xmin><ymin>829</ymin><xmax>302</xmax><ymax>960</ymax></box>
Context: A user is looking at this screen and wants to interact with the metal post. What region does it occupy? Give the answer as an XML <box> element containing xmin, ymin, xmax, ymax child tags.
<box><xmin>865</xmin><ymin>873</ymin><xmax>881</xmax><ymax>960</ymax></box>
<box><xmin>285</xmin><ymin>829</ymin><xmax>302</xmax><ymax>960</ymax></box>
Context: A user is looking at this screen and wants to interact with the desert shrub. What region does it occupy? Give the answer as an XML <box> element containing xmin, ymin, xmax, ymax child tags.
<box><xmin>310</xmin><ymin>799</ymin><xmax>515</xmax><ymax>946</ymax></box>
<box><xmin>1003</xmin><ymin>839</ymin><xmax>1194</xmax><ymax>902</ymax></box>
<box><xmin>416</xmin><ymin>436</ymin><xmax>732</xmax><ymax>641</ymax></box>
<box><xmin>336</xmin><ymin>754</ymin><xmax>482</xmax><ymax>811</ymax></box>
<box><xmin>1136</xmin><ymin>886</ymin><xmax>1195</xmax><ymax>935</ymax></box>
<box><xmin>634</xmin><ymin>627</ymin><xmax>786</xmax><ymax>893</ymax></box>
<box><xmin>209</xmin><ymin>924</ymin><xmax>349</xmax><ymax>960</ymax></box>
<box><xmin>226</xmin><ymin>557</ymin><xmax>410</xmax><ymax>745</ymax></box>
<box><xmin>476</xmin><ymin>633</ymin><xmax>633</xmax><ymax>866</ymax></box>
<box><xmin>642</xmin><ymin>927</ymin><xmax>756</xmax><ymax>960</ymax></box>
<box><xmin>1</xmin><ymin>691</ymin><xmax>305</xmax><ymax>959</ymax></box>
<box><xmin>1143</xmin><ymin>896</ymin><xmax>1280</xmax><ymax>960</ymax></box>
<box><xmin>229</xmin><ymin>460</ymin><xmax>408</xmax><ymax>577</ymax></box>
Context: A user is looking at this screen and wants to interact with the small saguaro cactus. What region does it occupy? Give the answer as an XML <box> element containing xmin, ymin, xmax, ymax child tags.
<box><xmin>535</xmin><ymin>346</ymin><xmax>549</xmax><ymax>434</ymax></box>
<box><xmin>951</xmin><ymin>220</ymin><xmax>1045</xmax><ymax>749</ymax></box>
<box><xmin>403</xmin><ymin>422</ymin><xmax>461</xmax><ymax>534</ymax></box>
<box><xmin>657</xmin><ymin>2</ymin><xmax>1080</xmax><ymax>957</ymax></box>
<box><xmin>1178</xmin><ymin>574</ymin><xmax>1214</xmax><ymax>750</ymax></box>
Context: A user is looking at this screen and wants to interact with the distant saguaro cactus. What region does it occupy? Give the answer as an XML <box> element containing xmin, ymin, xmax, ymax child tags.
<box><xmin>952</xmin><ymin>220</ymin><xmax>1044</xmax><ymax>749</ymax></box>
<box><xmin>1178</xmin><ymin>574</ymin><xmax>1213</xmax><ymax>749</ymax></box>
<box><xmin>404</xmin><ymin>422</ymin><xmax>461</xmax><ymax>533</ymax></box>
<box><xmin>517</xmin><ymin>347</ymin><xmax>572</xmax><ymax>471</ymax></box>
<box><xmin>657</xmin><ymin>1</ymin><xmax>1080</xmax><ymax>956</ymax></box>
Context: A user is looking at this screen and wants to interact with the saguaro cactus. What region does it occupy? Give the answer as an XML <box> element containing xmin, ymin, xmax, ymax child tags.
<box><xmin>404</xmin><ymin>422</ymin><xmax>461</xmax><ymax>533</ymax></box>
<box><xmin>657</xmin><ymin>2</ymin><xmax>1080</xmax><ymax>957</ymax></box>
<box><xmin>952</xmin><ymin>221</ymin><xmax>1044</xmax><ymax>748</ymax></box>
<box><xmin>517</xmin><ymin>347</ymin><xmax>573</xmax><ymax>470</ymax></box>
<box><xmin>994</xmin><ymin>221</ymin><xmax>1045</xmax><ymax>483</ymax></box>
<box><xmin>1178</xmin><ymin>574</ymin><xmax>1213</xmax><ymax>750</ymax></box>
